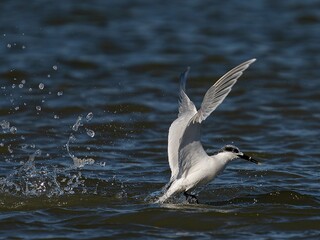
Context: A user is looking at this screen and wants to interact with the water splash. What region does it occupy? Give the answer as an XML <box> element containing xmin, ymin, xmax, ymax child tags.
<box><xmin>28</xmin><ymin>149</ymin><xmax>42</xmax><ymax>162</ymax></box>
<box><xmin>0</xmin><ymin>142</ymin><xmax>123</xmax><ymax>201</ymax></box>
<box><xmin>66</xmin><ymin>114</ymin><xmax>96</xmax><ymax>168</ymax></box>
<box><xmin>0</xmin><ymin>159</ymin><xmax>81</xmax><ymax>197</ymax></box>
<box><xmin>66</xmin><ymin>133</ymin><xmax>76</xmax><ymax>159</ymax></box>
<box><xmin>7</xmin><ymin>145</ymin><xmax>13</xmax><ymax>154</ymax></box>
<box><xmin>0</xmin><ymin>161</ymin><xmax>126</xmax><ymax>201</ymax></box>
<box><xmin>9</xmin><ymin>126</ymin><xmax>17</xmax><ymax>134</ymax></box>
<box><xmin>0</xmin><ymin>67</ymin><xmax>113</xmax><ymax>202</ymax></box>
<box><xmin>72</xmin><ymin>157</ymin><xmax>95</xmax><ymax>168</ymax></box>
<box><xmin>72</xmin><ymin>116</ymin><xmax>82</xmax><ymax>131</ymax></box>
<box><xmin>1</xmin><ymin>120</ymin><xmax>17</xmax><ymax>134</ymax></box>
<box><xmin>1</xmin><ymin>120</ymin><xmax>10</xmax><ymax>132</ymax></box>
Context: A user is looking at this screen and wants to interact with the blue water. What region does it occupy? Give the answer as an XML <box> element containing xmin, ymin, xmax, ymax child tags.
<box><xmin>0</xmin><ymin>0</ymin><xmax>319</xmax><ymax>239</ymax></box>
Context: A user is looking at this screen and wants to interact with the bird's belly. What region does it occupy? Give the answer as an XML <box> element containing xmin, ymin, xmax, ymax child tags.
<box><xmin>184</xmin><ymin>162</ymin><xmax>226</xmax><ymax>192</ymax></box>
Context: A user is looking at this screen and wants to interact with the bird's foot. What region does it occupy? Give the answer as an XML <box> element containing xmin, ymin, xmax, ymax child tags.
<box><xmin>184</xmin><ymin>192</ymin><xmax>199</xmax><ymax>204</ymax></box>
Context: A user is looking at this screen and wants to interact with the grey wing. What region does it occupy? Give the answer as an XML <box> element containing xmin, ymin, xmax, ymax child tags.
<box><xmin>178</xmin><ymin>67</ymin><xmax>196</xmax><ymax>117</ymax></box>
<box><xmin>168</xmin><ymin>67</ymin><xmax>197</xmax><ymax>181</ymax></box>
<box><xmin>194</xmin><ymin>59</ymin><xmax>256</xmax><ymax>123</ymax></box>
<box><xmin>177</xmin><ymin>120</ymin><xmax>207</xmax><ymax>179</ymax></box>
<box><xmin>179</xmin><ymin>59</ymin><xmax>256</xmax><ymax>175</ymax></box>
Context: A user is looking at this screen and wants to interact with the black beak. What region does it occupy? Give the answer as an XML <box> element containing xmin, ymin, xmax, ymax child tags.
<box><xmin>239</xmin><ymin>153</ymin><xmax>260</xmax><ymax>164</ymax></box>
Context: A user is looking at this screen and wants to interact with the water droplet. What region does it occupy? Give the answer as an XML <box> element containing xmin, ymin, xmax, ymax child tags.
<box><xmin>99</xmin><ymin>162</ymin><xmax>106</xmax><ymax>167</ymax></box>
<box><xmin>22</xmin><ymin>45</ymin><xmax>26</xmax><ymax>49</ymax></box>
<box><xmin>10</xmin><ymin>126</ymin><xmax>17</xmax><ymax>134</ymax></box>
<box><xmin>29</xmin><ymin>88</ymin><xmax>32</xmax><ymax>92</ymax></box>
<box><xmin>7</xmin><ymin>145</ymin><xmax>13</xmax><ymax>154</ymax></box>
<box><xmin>72</xmin><ymin>157</ymin><xmax>94</xmax><ymax>168</ymax></box>
<box><xmin>53</xmin><ymin>65</ymin><xmax>58</xmax><ymax>71</ymax></box>
<box><xmin>47</xmin><ymin>74</ymin><xmax>51</xmax><ymax>78</ymax></box>
<box><xmin>72</xmin><ymin>116</ymin><xmax>82</xmax><ymax>131</ymax></box>
<box><xmin>18</xmin><ymin>84</ymin><xmax>23</xmax><ymax>88</ymax></box>
<box><xmin>36</xmin><ymin>106</ymin><xmax>41</xmax><ymax>111</ymax></box>
<box><xmin>21</xmin><ymin>79</ymin><xmax>26</xmax><ymax>84</ymax></box>
<box><xmin>57</xmin><ymin>91</ymin><xmax>63</xmax><ymax>96</ymax></box>
<box><xmin>21</xmin><ymin>144</ymin><xmax>28</xmax><ymax>149</ymax></box>
<box><xmin>86</xmin><ymin>112</ymin><xmax>93</xmax><ymax>122</ymax></box>
<box><xmin>69</xmin><ymin>134</ymin><xmax>76</xmax><ymax>142</ymax></box>
<box><xmin>28</xmin><ymin>149</ymin><xmax>41</xmax><ymax>161</ymax></box>
<box><xmin>7</xmin><ymin>43</ymin><xmax>11</xmax><ymax>48</ymax></box>
<box><xmin>12</xmin><ymin>84</ymin><xmax>16</xmax><ymax>89</ymax></box>
<box><xmin>35</xmin><ymin>149</ymin><xmax>41</xmax><ymax>156</ymax></box>
<box><xmin>54</xmin><ymin>114</ymin><xmax>59</xmax><ymax>119</ymax></box>
<box><xmin>14</xmin><ymin>106</ymin><xmax>19</xmax><ymax>111</ymax></box>
<box><xmin>86</xmin><ymin>128</ymin><xmax>95</xmax><ymax>138</ymax></box>
<box><xmin>39</xmin><ymin>83</ymin><xmax>44</xmax><ymax>90</ymax></box>
<box><xmin>1</xmin><ymin>120</ymin><xmax>10</xmax><ymax>130</ymax></box>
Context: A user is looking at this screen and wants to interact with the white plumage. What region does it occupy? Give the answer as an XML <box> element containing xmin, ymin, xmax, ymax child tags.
<box><xmin>158</xmin><ymin>59</ymin><xmax>258</xmax><ymax>204</ymax></box>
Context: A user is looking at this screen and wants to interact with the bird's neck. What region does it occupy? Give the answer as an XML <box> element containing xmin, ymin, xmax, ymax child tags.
<box><xmin>211</xmin><ymin>152</ymin><xmax>235</xmax><ymax>166</ymax></box>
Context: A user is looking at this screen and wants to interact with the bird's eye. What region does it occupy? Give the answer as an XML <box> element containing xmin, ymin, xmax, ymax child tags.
<box><xmin>233</xmin><ymin>148</ymin><xmax>239</xmax><ymax>153</ymax></box>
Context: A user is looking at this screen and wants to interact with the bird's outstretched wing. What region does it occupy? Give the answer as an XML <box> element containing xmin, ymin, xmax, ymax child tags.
<box><xmin>178</xmin><ymin>59</ymin><xmax>256</xmax><ymax>176</ymax></box>
<box><xmin>167</xmin><ymin>68</ymin><xmax>197</xmax><ymax>181</ymax></box>
<box><xmin>178</xmin><ymin>67</ymin><xmax>196</xmax><ymax>117</ymax></box>
<box><xmin>194</xmin><ymin>59</ymin><xmax>256</xmax><ymax>123</ymax></box>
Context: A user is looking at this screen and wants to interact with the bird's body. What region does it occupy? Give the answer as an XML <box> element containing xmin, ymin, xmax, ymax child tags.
<box><xmin>158</xmin><ymin>59</ymin><xmax>259</xmax><ymax>204</ymax></box>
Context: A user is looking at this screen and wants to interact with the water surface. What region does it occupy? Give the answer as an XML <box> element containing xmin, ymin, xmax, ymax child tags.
<box><xmin>0</xmin><ymin>0</ymin><xmax>319</xmax><ymax>239</ymax></box>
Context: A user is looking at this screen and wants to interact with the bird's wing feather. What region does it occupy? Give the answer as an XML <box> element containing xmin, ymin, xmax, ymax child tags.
<box><xmin>178</xmin><ymin>120</ymin><xmax>208</xmax><ymax>179</ymax></box>
<box><xmin>178</xmin><ymin>59</ymin><xmax>256</xmax><ymax>176</ymax></box>
<box><xmin>178</xmin><ymin>67</ymin><xmax>196</xmax><ymax>117</ymax></box>
<box><xmin>194</xmin><ymin>59</ymin><xmax>256</xmax><ymax>123</ymax></box>
<box><xmin>167</xmin><ymin>68</ymin><xmax>197</xmax><ymax>181</ymax></box>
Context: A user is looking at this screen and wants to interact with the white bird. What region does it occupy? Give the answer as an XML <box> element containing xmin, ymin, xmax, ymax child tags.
<box><xmin>157</xmin><ymin>59</ymin><xmax>259</xmax><ymax>204</ymax></box>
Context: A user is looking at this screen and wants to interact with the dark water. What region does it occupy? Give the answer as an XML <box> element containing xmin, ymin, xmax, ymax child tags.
<box><xmin>0</xmin><ymin>0</ymin><xmax>319</xmax><ymax>239</ymax></box>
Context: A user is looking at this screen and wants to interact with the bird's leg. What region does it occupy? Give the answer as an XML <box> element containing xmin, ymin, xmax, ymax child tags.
<box><xmin>184</xmin><ymin>192</ymin><xmax>199</xmax><ymax>204</ymax></box>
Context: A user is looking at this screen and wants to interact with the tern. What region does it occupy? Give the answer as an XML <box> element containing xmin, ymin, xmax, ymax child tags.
<box><xmin>157</xmin><ymin>59</ymin><xmax>259</xmax><ymax>204</ymax></box>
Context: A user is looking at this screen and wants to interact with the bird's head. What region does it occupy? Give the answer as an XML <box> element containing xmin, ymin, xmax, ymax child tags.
<box><xmin>219</xmin><ymin>145</ymin><xmax>259</xmax><ymax>164</ymax></box>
